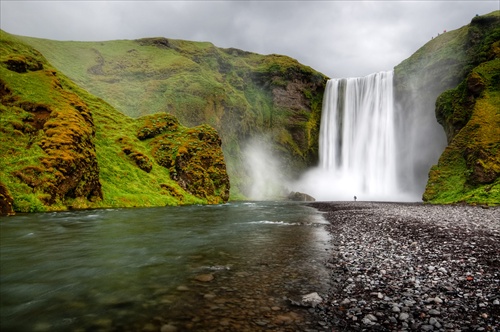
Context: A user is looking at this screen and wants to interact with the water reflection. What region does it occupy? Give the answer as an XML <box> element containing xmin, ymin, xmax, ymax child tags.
<box><xmin>1</xmin><ymin>202</ymin><xmax>330</xmax><ymax>331</ymax></box>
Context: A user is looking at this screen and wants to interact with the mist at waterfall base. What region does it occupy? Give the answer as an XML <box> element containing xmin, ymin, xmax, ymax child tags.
<box><xmin>242</xmin><ymin>138</ymin><xmax>289</xmax><ymax>200</ymax></box>
<box><xmin>294</xmin><ymin>71</ymin><xmax>424</xmax><ymax>202</ymax></box>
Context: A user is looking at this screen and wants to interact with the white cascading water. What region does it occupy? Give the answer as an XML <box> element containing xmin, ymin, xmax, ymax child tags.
<box><xmin>295</xmin><ymin>71</ymin><xmax>406</xmax><ymax>201</ymax></box>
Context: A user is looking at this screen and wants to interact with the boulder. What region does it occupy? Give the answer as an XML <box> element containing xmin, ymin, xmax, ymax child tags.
<box><xmin>287</xmin><ymin>191</ymin><xmax>316</xmax><ymax>202</ymax></box>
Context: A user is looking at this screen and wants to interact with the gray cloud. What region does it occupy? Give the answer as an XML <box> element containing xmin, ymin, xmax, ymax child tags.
<box><xmin>1</xmin><ymin>1</ymin><xmax>498</xmax><ymax>77</ymax></box>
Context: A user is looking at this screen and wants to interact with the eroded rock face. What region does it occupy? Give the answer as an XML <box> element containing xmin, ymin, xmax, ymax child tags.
<box><xmin>271</xmin><ymin>80</ymin><xmax>310</xmax><ymax>111</ymax></box>
<box><xmin>18</xmin><ymin>102</ymin><xmax>102</xmax><ymax>204</ymax></box>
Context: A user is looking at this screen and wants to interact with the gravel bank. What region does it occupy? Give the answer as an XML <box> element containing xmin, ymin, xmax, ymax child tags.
<box><xmin>309</xmin><ymin>202</ymin><xmax>499</xmax><ymax>331</ymax></box>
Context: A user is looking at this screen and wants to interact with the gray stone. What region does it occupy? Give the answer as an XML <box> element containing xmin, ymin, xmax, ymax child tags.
<box><xmin>362</xmin><ymin>318</ymin><xmax>372</xmax><ymax>325</ymax></box>
<box><xmin>287</xmin><ymin>191</ymin><xmax>315</xmax><ymax>202</ymax></box>
<box><xmin>399</xmin><ymin>312</ymin><xmax>410</xmax><ymax>321</ymax></box>
<box><xmin>433</xmin><ymin>296</ymin><xmax>443</xmax><ymax>304</ymax></box>
<box><xmin>428</xmin><ymin>309</ymin><xmax>440</xmax><ymax>316</ymax></box>
<box><xmin>302</xmin><ymin>292</ymin><xmax>322</xmax><ymax>307</ymax></box>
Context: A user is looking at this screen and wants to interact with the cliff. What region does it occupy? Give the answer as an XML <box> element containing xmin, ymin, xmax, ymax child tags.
<box><xmin>4</xmin><ymin>11</ymin><xmax>498</xmax><ymax>207</ymax></box>
<box><xmin>394</xmin><ymin>11</ymin><xmax>500</xmax><ymax>205</ymax></box>
<box><xmin>17</xmin><ymin>35</ymin><xmax>328</xmax><ymax>198</ymax></box>
<box><xmin>0</xmin><ymin>31</ymin><xmax>230</xmax><ymax>214</ymax></box>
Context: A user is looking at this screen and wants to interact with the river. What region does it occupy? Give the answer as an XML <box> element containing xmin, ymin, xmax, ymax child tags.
<box><xmin>0</xmin><ymin>201</ymin><xmax>331</xmax><ymax>331</ymax></box>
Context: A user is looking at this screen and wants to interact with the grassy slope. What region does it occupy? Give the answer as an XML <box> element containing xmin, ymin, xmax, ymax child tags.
<box><xmin>1</xmin><ymin>31</ymin><xmax>228</xmax><ymax>212</ymax></box>
<box><xmin>17</xmin><ymin>36</ymin><xmax>327</xmax><ymax>198</ymax></box>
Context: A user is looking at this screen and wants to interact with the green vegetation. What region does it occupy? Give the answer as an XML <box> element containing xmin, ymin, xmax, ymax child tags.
<box><xmin>17</xmin><ymin>36</ymin><xmax>328</xmax><ymax>197</ymax></box>
<box><xmin>424</xmin><ymin>59</ymin><xmax>500</xmax><ymax>205</ymax></box>
<box><xmin>413</xmin><ymin>11</ymin><xmax>500</xmax><ymax>205</ymax></box>
<box><xmin>0</xmin><ymin>31</ymin><xmax>229</xmax><ymax>213</ymax></box>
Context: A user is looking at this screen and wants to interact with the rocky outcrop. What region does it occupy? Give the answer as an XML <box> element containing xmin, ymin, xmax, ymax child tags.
<box><xmin>138</xmin><ymin>113</ymin><xmax>230</xmax><ymax>204</ymax></box>
<box><xmin>252</xmin><ymin>58</ymin><xmax>327</xmax><ymax>179</ymax></box>
<box><xmin>423</xmin><ymin>12</ymin><xmax>500</xmax><ymax>204</ymax></box>
<box><xmin>288</xmin><ymin>191</ymin><xmax>316</xmax><ymax>202</ymax></box>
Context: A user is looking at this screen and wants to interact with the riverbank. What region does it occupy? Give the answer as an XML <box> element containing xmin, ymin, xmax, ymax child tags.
<box><xmin>308</xmin><ymin>202</ymin><xmax>500</xmax><ymax>331</ymax></box>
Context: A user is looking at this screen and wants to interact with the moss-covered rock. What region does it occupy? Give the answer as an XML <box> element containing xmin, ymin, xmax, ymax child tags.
<box><xmin>0</xmin><ymin>44</ymin><xmax>103</xmax><ymax>210</ymax></box>
<box><xmin>139</xmin><ymin>113</ymin><xmax>230</xmax><ymax>203</ymax></box>
<box><xmin>0</xmin><ymin>182</ymin><xmax>15</xmax><ymax>216</ymax></box>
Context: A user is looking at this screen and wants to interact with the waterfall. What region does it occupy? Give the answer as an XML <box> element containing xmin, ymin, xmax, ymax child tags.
<box><xmin>319</xmin><ymin>70</ymin><xmax>397</xmax><ymax>197</ymax></box>
<box><xmin>296</xmin><ymin>71</ymin><xmax>408</xmax><ymax>201</ymax></box>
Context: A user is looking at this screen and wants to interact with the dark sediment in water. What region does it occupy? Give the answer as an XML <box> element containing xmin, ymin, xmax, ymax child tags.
<box><xmin>308</xmin><ymin>201</ymin><xmax>500</xmax><ymax>331</ymax></box>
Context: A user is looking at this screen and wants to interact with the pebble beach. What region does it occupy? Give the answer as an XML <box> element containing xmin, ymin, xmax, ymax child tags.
<box><xmin>309</xmin><ymin>202</ymin><xmax>500</xmax><ymax>331</ymax></box>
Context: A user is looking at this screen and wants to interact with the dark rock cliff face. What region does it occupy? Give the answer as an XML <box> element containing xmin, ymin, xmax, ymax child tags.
<box><xmin>395</xmin><ymin>11</ymin><xmax>500</xmax><ymax>204</ymax></box>
<box><xmin>250</xmin><ymin>60</ymin><xmax>327</xmax><ymax>180</ymax></box>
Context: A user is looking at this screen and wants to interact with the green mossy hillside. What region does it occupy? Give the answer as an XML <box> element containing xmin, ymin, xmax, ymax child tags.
<box><xmin>0</xmin><ymin>31</ymin><xmax>229</xmax><ymax>214</ymax></box>
<box><xmin>17</xmin><ymin>35</ymin><xmax>328</xmax><ymax>197</ymax></box>
<box><xmin>394</xmin><ymin>11</ymin><xmax>500</xmax><ymax>205</ymax></box>
<box><xmin>423</xmin><ymin>12</ymin><xmax>500</xmax><ymax>205</ymax></box>
<box><xmin>423</xmin><ymin>58</ymin><xmax>500</xmax><ymax>205</ymax></box>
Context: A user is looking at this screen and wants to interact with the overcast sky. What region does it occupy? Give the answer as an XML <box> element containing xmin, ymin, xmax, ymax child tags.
<box><xmin>1</xmin><ymin>1</ymin><xmax>498</xmax><ymax>78</ymax></box>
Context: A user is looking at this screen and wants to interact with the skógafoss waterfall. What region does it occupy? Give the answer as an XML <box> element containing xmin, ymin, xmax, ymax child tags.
<box><xmin>296</xmin><ymin>71</ymin><xmax>418</xmax><ymax>201</ymax></box>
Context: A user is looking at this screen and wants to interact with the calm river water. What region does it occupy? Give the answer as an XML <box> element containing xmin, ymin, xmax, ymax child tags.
<box><xmin>0</xmin><ymin>201</ymin><xmax>331</xmax><ymax>331</ymax></box>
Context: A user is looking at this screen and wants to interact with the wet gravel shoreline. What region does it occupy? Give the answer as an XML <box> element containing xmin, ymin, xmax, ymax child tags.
<box><xmin>308</xmin><ymin>202</ymin><xmax>500</xmax><ymax>331</ymax></box>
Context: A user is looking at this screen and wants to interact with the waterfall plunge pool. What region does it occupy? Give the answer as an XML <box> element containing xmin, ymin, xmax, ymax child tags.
<box><xmin>0</xmin><ymin>202</ymin><xmax>331</xmax><ymax>331</ymax></box>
